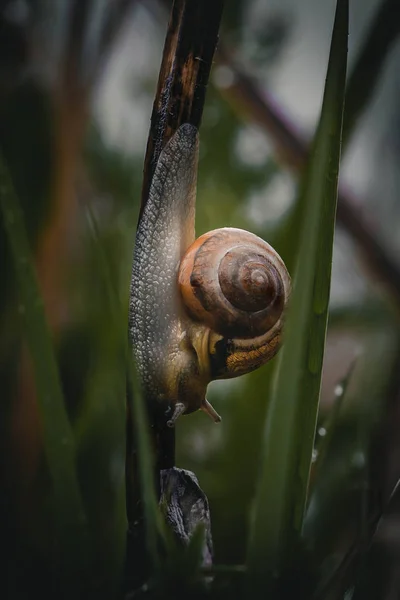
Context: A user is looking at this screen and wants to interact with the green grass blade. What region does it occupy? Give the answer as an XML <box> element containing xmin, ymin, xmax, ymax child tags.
<box><xmin>0</xmin><ymin>153</ymin><xmax>89</xmax><ymax>562</ymax></box>
<box><xmin>312</xmin><ymin>357</ymin><xmax>357</xmax><ymax>484</ymax></box>
<box><xmin>303</xmin><ymin>330</ymin><xmax>397</xmax><ymax>596</ymax></box>
<box><xmin>246</xmin><ymin>0</ymin><xmax>348</xmax><ymax>592</ymax></box>
<box><xmin>83</xmin><ymin>202</ymin><xmax>170</xmax><ymax>569</ymax></box>
<box><xmin>126</xmin><ymin>362</ymin><xmax>163</xmax><ymax>570</ymax></box>
<box><xmin>82</xmin><ymin>201</ymin><xmax>173</xmax><ymax>574</ymax></box>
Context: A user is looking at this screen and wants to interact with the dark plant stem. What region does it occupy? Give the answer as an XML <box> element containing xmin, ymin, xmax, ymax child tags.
<box><xmin>139</xmin><ymin>0</ymin><xmax>225</xmax><ymax>217</ymax></box>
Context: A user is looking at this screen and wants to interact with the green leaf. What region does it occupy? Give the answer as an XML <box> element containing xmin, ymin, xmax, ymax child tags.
<box><xmin>246</xmin><ymin>0</ymin><xmax>348</xmax><ymax>593</ymax></box>
<box><xmin>311</xmin><ymin>357</ymin><xmax>357</xmax><ymax>484</ymax></box>
<box><xmin>126</xmin><ymin>360</ymin><xmax>167</xmax><ymax>570</ymax></box>
<box><xmin>303</xmin><ymin>330</ymin><xmax>397</xmax><ymax>596</ymax></box>
<box><xmin>84</xmin><ymin>201</ymin><xmax>170</xmax><ymax>570</ymax></box>
<box><xmin>0</xmin><ymin>152</ymin><xmax>90</xmax><ymax>567</ymax></box>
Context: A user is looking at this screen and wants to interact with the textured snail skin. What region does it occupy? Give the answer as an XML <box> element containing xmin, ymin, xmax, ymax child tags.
<box><xmin>129</xmin><ymin>123</ymin><xmax>290</xmax><ymax>425</ymax></box>
<box><xmin>129</xmin><ymin>124</ymin><xmax>207</xmax><ymax>422</ymax></box>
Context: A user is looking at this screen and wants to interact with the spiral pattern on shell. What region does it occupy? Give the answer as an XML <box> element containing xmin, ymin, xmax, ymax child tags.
<box><xmin>178</xmin><ymin>227</ymin><xmax>290</xmax><ymax>340</ymax></box>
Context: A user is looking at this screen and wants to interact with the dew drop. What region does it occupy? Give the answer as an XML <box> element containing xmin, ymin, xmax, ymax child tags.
<box><xmin>334</xmin><ymin>383</ymin><xmax>344</xmax><ymax>397</ymax></box>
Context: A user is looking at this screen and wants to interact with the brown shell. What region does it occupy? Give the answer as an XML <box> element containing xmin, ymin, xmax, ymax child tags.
<box><xmin>178</xmin><ymin>227</ymin><xmax>291</xmax><ymax>379</ymax></box>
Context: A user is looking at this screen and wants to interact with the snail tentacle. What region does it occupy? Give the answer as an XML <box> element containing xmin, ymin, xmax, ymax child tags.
<box><xmin>201</xmin><ymin>399</ymin><xmax>222</xmax><ymax>423</ymax></box>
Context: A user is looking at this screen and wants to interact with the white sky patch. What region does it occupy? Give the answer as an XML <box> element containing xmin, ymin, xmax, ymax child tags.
<box><xmin>234</xmin><ymin>125</ymin><xmax>273</xmax><ymax>168</ymax></box>
<box><xmin>94</xmin><ymin>5</ymin><xmax>161</xmax><ymax>155</ymax></box>
<box><xmin>246</xmin><ymin>172</ymin><xmax>294</xmax><ymax>226</ymax></box>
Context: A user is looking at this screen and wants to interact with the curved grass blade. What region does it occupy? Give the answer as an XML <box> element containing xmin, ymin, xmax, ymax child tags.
<box><xmin>311</xmin><ymin>356</ymin><xmax>357</xmax><ymax>485</ymax></box>
<box><xmin>246</xmin><ymin>0</ymin><xmax>348</xmax><ymax>593</ymax></box>
<box><xmin>126</xmin><ymin>361</ymin><xmax>164</xmax><ymax>571</ymax></box>
<box><xmin>304</xmin><ymin>331</ymin><xmax>397</xmax><ymax>599</ymax></box>
<box><xmin>0</xmin><ymin>153</ymin><xmax>89</xmax><ymax>565</ymax></box>
<box><xmin>83</xmin><ymin>202</ymin><xmax>172</xmax><ymax>569</ymax></box>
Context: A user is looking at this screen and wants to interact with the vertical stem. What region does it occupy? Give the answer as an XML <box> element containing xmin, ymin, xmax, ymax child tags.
<box><xmin>125</xmin><ymin>0</ymin><xmax>224</xmax><ymax>589</ymax></box>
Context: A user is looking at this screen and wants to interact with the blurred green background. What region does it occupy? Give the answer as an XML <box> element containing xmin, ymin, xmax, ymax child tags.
<box><xmin>0</xmin><ymin>0</ymin><xmax>399</xmax><ymax>598</ymax></box>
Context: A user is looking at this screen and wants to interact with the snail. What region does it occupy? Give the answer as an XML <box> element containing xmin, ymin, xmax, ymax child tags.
<box><xmin>129</xmin><ymin>123</ymin><xmax>290</xmax><ymax>427</ymax></box>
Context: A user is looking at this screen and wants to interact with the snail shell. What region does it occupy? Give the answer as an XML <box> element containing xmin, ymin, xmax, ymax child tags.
<box><xmin>178</xmin><ymin>227</ymin><xmax>290</xmax><ymax>381</ymax></box>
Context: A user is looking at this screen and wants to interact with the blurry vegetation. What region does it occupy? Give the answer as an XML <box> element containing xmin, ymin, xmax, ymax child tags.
<box><xmin>1</xmin><ymin>0</ymin><xmax>400</xmax><ymax>599</ymax></box>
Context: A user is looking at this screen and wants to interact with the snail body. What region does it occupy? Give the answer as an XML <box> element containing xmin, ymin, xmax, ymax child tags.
<box><xmin>129</xmin><ymin>124</ymin><xmax>290</xmax><ymax>426</ymax></box>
